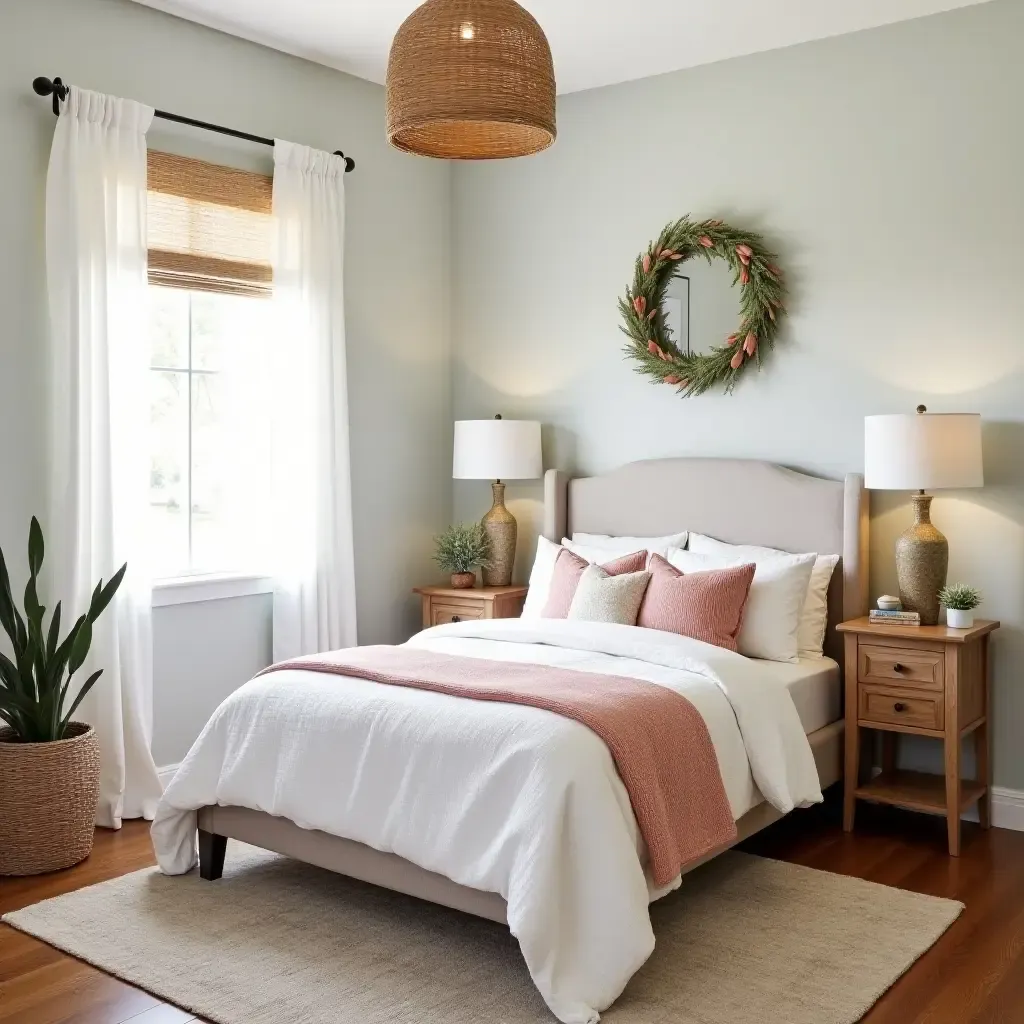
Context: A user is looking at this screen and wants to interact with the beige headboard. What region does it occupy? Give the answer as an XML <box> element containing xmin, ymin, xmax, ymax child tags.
<box><xmin>542</xmin><ymin>458</ymin><xmax>869</xmax><ymax>665</ymax></box>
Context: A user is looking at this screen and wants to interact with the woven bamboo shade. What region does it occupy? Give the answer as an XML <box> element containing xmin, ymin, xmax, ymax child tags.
<box><xmin>386</xmin><ymin>0</ymin><xmax>556</xmax><ymax>160</ymax></box>
<box><xmin>147</xmin><ymin>151</ymin><xmax>273</xmax><ymax>296</ymax></box>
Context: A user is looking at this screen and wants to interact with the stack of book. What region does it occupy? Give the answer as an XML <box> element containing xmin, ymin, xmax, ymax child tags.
<box><xmin>869</xmin><ymin>608</ymin><xmax>921</xmax><ymax>625</ymax></box>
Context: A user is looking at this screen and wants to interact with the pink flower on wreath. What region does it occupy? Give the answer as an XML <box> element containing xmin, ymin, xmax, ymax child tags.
<box><xmin>659</xmin><ymin>249</ymin><xmax>675</xmax><ymax>259</ymax></box>
<box><xmin>737</xmin><ymin>244</ymin><xmax>753</xmax><ymax>258</ymax></box>
<box><xmin>647</xmin><ymin>308</ymin><xmax>657</xmax><ymax>321</ymax></box>
<box><xmin>744</xmin><ymin>332</ymin><xmax>758</xmax><ymax>356</ymax></box>
<box><xmin>648</xmin><ymin>340</ymin><xmax>667</xmax><ymax>360</ymax></box>
<box><xmin>633</xmin><ymin>296</ymin><xmax>647</xmax><ymax>316</ymax></box>
<box><xmin>699</xmin><ymin>236</ymin><xmax>714</xmax><ymax>248</ymax></box>
<box><xmin>726</xmin><ymin>334</ymin><xmax>739</xmax><ymax>346</ymax></box>
<box><xmin>642</xmin><ymin>254</ymin><xmax>652</xmax><ymax>274</ymax></box>
<box><xmin>664</xmin><ymin>375</ymin><xmax>682</xmax><ymax>386</ymax></box>
<box><xmin>740</xmin><ymin>267</ymin><xmax>750</xmax><ymax>286</ymax></box>
<box><xmin>730</xmin><ymin>349</ymin><xmax>745</xmax><ymax>370</ymax></box>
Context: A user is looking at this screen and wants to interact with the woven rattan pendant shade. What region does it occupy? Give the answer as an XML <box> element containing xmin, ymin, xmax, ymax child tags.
<box><xmin>386</xmin><ymin>0</ymin><xmax>556</xmax><ymax>160</ymax></box>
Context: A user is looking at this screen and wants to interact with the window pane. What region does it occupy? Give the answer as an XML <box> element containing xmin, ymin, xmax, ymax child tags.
<box><xmin>147</xmin><ymin>287</ymin><xmax>189</xmax><ymax>369</ymax></box>
<box><xmin>191</xmin><ymin>292</ymin><xmax>230</xmax><ymax>371</ymax></box>
<box><xmin>149</xmin><ymin>370</ymin><xmax>189</xmax><ymax>576</ymax></box>
<box><xmin>190</xmin><ymin>372</ymin><xmax>234</xmax><ymax>572</ymax></box>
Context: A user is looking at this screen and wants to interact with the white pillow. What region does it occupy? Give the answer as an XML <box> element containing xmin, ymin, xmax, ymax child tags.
<box><xmin>688</xmin><ymin>534</ymin><xmax>838</xmax><ymax>659</ymax></box>
<box><xmin>665</xmin><ymin>547</ymin><xmax>815</xmax><ymax>663</ymax></box>
<box><xmin>521</xmin><ymin>536</ymin><xmax>562</xmax><ymax>619</ymax></box>
<box><xmin>571</xmin><ymin>531</ymin><xmax>688</xmax><ymax>556</ymax></box>
<box><xmin>567</xmin><ymin>565</ymin><xmax>651</xmax><ymax>625</ymax></box>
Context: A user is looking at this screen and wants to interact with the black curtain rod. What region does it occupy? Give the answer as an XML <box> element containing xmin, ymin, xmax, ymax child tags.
<box><xmin>32</xmin><ymin>76</ymin><xmax>355</xmax><ymax>173</ymax></box>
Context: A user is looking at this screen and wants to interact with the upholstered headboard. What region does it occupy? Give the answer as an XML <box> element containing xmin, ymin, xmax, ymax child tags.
<box><xmin>542</xmin><ymin>458</ymin><xmax>869</xmax><ymax>665</ymax></box>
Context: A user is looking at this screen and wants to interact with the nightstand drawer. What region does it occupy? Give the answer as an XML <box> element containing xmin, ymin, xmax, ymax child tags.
<box><xmin>431</xmin><ymin>601</ymin><xmax>486</xmax><ymax>626</ymax></box>
<box><xmin>858</xmin><ymin>685</ymin><xmax>943</xmax><ymax>731</ymax></box>
<box><xmin>858</xmin><ymin>644</ymin><xmax>944</xmax><ymax>691</ymax></box>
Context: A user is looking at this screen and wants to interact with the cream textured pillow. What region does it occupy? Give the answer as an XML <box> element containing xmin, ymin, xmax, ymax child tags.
<box><xmin>666</xmin><ymin>547</ymin><xmax>815</xmax><ymax>663</ymax></box>
<box><xmin>567</xmin><ymin>565</ymin><xmax>652</xmax><ymax>625</ymax></box>
<box><xmin>688</xmin><ymin>534</ymin><xmax>838</xmax><ymax>658</ymax></box>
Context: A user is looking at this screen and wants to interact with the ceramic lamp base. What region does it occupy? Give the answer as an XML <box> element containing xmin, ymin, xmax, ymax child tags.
<box><xmin>895</xmin><ymin>493</ymin><xmax>948</xmax><ymax>627</ymax></box>
<box><xmin>481</xmin><ymin>481</ymin><xmax>516</xmax><ymax>587</ymax></box>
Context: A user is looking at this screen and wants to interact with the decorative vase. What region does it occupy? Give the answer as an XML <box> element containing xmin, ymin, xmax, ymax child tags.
<box><xmin>0</xmin><ymin>723</ymin><xmax>101</xmax><ymax>876</ymax></box>
<box><xmin>481</xmin><ymin>481</ymin><xmax>516</xmax><ymax>587</ymax></box>
<box><xmin>895</xmin><ymin>494</ymin><xmax>948</xmax><ymax>626</ymax></box>
<box><xmin>946</xmin><ymin>608</ymin><xmax>975</xmax><ymax>629</ymax></box>
<box><xmin>450</xmin><ymin>572</ymin><xmax>476</xmax><ymax>590</ymax></box>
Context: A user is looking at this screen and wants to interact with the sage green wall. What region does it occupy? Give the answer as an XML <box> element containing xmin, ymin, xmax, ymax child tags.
<box><xmin>0</xmin><ymin>0</ymin><xmax>452</xmax><ymax>765</ymax></box>
<box><xmin>452</xmin><ymin>1</ymin><xmax>1024</xmax><ymax>789</ymax></box>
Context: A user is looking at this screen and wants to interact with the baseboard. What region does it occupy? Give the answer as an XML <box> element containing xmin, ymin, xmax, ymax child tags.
<box><xmin>965</xmin><ymin>787</ymin><xmax>1024</xmax><ymax>832</ymax></box>
<box><xmin>157</xmin><ymin>763</ymin><xmax>181</xmax><ymax>790</ymax></box>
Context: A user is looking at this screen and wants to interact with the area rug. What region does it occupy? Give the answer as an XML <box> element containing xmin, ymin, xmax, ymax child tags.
<box><xmin>3</xmin><ymin>846</ymin><xmax>962</xmax><ymax>1024</ymax></box>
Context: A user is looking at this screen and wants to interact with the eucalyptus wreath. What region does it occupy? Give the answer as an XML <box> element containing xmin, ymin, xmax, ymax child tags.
<box><xmin>619</xmin><ymin>216</ymin><xmax>788</xmax><ymax>396</ymax></box>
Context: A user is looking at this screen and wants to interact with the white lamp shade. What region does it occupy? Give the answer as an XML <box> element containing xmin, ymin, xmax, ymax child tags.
<box><xmin>864</xmin><ymin>413</ymin><xmax>983</xmax><ymax>490</ymax></box>
<box><xmin>453</xmin><ymin>420</ymin><xmax>542</xmax><ymax>481</ymax></box>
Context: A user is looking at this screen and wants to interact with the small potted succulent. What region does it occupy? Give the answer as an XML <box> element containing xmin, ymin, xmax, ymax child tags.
<box><xmin>939</xmin><ymin>583</ymin><xmax>981</xmax><ymax>629</ymax></box>
<box><xmin>434</xmin><ymin>523</ymin><xmax>492</xmax><ymax>589</ymax></box>
<box><xmin>0</xmin><ymin>518</ymin><xmax>125</xmax><ymax>875</ymax></box>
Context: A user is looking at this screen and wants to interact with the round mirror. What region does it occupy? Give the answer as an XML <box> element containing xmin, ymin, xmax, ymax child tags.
<box><xmin>661</xmin><ymin>259</ymin><xmax>739</xmax><ymax>357</ymax></box>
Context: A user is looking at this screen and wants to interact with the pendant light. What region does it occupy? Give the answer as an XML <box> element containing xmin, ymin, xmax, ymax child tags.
<box><xmin>386</xmin><ymin>0</ymin><xmax>556</xmax><ymax>160</ymax></box>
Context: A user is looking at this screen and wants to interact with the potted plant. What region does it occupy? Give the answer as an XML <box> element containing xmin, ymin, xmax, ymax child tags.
<box><xmin>434</xmin><ymin>523</ymin><xmax>492</xmax><ymax>589</ymax></box>
<box><xmin>938</xmin><ymin>582</ymin><xmax>981</xmax><ymax>629</ymax></box>
<box><xmin>0</xmin><ymin>518</ymin><xmax>125</xmax><ymax>875</ymax></box>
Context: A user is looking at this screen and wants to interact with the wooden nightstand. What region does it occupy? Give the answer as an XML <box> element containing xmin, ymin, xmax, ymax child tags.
<box><xmin>837</xmin><ymin>616</ymin><xmax>999</xmax><ymax>856</ymax></box>
<box><xmin>414</xmin><ymin>584</ymin><xmax>528</xmax><ymax>629</ymax></box>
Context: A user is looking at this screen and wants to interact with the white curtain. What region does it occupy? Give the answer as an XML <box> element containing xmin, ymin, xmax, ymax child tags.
<box><xmin>269</xmin><ymin>141</ymin><xmax>357</xmax><ymax>659</ymax></box>
<box><xmin>45</xmin><ymin>87</ymin><xmax>162</xmax><ymax>828</ymax></box>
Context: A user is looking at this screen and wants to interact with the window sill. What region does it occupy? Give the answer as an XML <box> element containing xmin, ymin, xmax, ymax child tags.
<box><xmin>151</xmin><ymin>572</ymin><xmax>273</xmax><ymax>608</ymax></box>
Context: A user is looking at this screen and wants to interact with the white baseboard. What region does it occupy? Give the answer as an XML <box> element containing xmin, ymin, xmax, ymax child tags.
<box><xmin>965</xmin><ymin>786</ymin><xmax>1024</xmax><ymax>831</ymax></box>
<box><xmin>157</xmin><ymin>762</ymin><xmax>181</xmax><ymax>790</ymax></box>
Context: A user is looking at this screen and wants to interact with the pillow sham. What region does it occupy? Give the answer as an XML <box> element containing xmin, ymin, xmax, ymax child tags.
<box><xmin>542</xmin><ymin>548</ymin><xmax>647</xmax><ymax>619</ymax></box>
<box><xmin>521</xmin><ymin>536</ymin><xmax>563</xmax><ymax>619</ymax></box>
<box><xmin>636</xmin><ymin>554</ymin><xmax>755</xmax><ymax>652</ymax></box>
<box><xmin>569</xmin><ymin>531</ymin><xmax>688</xmax><ymax>558</ymax></box>
<box><xmin>567</xmin><ymin>565</ymin><xmax>652</xmax><ymax>625</ymax></box>
<box><xmin>665</xmin><ymin>547</ymin><xmax>815</xmax><ymax>663</ymax></box>
<box><xmin>688</xmin><ymin>534</ymin><xmax>838</xmax><ymax>658</ymax></box>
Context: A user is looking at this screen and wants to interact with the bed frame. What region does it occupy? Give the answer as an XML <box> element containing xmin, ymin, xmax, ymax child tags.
<box><xmin>197</xmin><ymin>458</ymin><xmax>869</xmax><ymax>925</ymax></box>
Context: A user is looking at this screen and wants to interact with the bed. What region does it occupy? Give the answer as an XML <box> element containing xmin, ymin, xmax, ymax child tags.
<box><xmin>153</xmin><ymin>457</ymin><xmax>868</xmax><ymax>1023</ymax></box>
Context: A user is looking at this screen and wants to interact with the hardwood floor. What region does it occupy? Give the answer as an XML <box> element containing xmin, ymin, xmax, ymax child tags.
<box><xmin>1</xmin><ymin>798</ymin><xmax>1022</xmax><ymax>1023</ymax></box>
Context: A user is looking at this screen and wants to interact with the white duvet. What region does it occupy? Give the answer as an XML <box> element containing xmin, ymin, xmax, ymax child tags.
<box><xmin>152</xmin><ymin>619</ymin><xmax>822</xmax><ymax>1023</ymax></box>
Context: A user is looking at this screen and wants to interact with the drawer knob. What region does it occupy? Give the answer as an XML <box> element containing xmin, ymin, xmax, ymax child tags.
<box><xmin>451</xmin><ymin>615</ymin><xmax>462</xmax><ymax>623</ymax></box>
<box><xmin>894</xmin><ymin>702</ymin><xmax>907</xmax><ymax>712</ymax></box>
<box><xmin>893</xmin><ymin>663</ymin><xmax>907</xmax><ymax>673</ymax></box>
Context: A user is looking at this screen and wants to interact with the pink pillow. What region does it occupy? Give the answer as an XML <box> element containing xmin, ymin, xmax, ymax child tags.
<box><xmin>637</xmin><ymin>553</ymin><xmax>755</xmax><ymax>652</ymax></box>
<box><xmin>542</xmin><ymin>548</ymin><xmax>647</xmax><ymax>619</ymax></box>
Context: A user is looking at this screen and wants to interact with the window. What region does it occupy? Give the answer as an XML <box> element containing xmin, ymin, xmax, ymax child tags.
<box><xmin>145</xmin><ymin>152</ymin><xmax>274</xmax><ymax>580</ymax></box>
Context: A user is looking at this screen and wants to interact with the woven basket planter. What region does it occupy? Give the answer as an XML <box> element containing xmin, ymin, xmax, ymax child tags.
<box><xmin>0</xmin><ymin>723</ymin><xmax>100</xmax><ymax>876</ymax></box>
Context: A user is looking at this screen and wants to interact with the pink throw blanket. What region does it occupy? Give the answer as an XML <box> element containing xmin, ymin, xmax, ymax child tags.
<box><xmin>259</xmin><ymin>647</ymin><xmax>738</xmax><ymax>886</ymax></box>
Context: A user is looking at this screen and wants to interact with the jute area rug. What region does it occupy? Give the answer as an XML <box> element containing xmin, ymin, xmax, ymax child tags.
<box><xmin>3</xmin><ymin>845</ymin><xmax>962</xmax><ymax>1024</ymax></box>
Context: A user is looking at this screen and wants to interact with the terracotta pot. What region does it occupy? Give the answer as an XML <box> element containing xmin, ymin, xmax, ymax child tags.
<box><xmin>0</xmin><ymin>723</ymin><xmax>101</xmax><ymax>876</ymax></box>
<box><xmin>450</xmin><ymin>572</ymin><xmax>477</xmax><ymax>590</ymax></box>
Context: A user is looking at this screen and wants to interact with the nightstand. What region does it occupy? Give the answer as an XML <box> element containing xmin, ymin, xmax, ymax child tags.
<box><xmin>837</xmin><ymin>616</ymin><xmax>999</xmax><ymax>856</ymax></box>
<box><xmin>414</xmin><ymin>584</ymin><xmax>528</xmax><ymax>629</ymax></box>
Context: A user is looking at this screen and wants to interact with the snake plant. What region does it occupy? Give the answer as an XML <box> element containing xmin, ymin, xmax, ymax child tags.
<box><xmin>0</xmin><ymin>518</ymin><xmax>125</xmax><ymax>742</ymax></box>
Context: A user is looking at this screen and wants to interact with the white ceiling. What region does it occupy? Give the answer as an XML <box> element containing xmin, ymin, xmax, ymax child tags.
<box><xmin>132</xmin><ymin>0</ymin><xmax>992</xmax><ymax>95</ymax></box>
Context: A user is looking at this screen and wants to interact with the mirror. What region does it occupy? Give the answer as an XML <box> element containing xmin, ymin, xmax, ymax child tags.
<box><xmin>661</xmin><ymin>259</ymin><xmax>739</xmax><ymax>356</ymax></box>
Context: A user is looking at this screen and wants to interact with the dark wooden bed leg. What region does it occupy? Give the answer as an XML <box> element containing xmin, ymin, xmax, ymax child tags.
<box><xmin>198</xmin><ymin>829</ymin><xmax>227</xmax><ymax>881</ymax></box>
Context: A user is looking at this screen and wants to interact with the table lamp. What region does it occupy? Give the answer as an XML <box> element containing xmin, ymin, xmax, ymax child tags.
<box><xmin>864</xmin><ymin>406</ymin><xmax>983</xmax><ymax>625</ymax></box>
<box><xmin>453</xmin><ymin>416</ymin><xmax>542</xmax><ymax>587</ymax></box>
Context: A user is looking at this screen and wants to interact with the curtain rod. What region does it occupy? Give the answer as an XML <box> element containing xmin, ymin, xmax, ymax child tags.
<box><xmin>32</xmin><ymin>77</ymin><xmax>355</xmax><ymax>173</ymax></box>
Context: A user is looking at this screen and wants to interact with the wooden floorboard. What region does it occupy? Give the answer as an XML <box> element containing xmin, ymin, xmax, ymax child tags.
<box><xmin>0</xmin><ymin>794</ymin><xmax>1022</xmax><ymax>1022</ymax></box>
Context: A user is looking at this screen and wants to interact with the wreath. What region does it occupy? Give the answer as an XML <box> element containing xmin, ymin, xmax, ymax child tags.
<box><xmin>619</xmin><ymin>216</ymin><xmax>787</xmax><ymax>396</ymax></box>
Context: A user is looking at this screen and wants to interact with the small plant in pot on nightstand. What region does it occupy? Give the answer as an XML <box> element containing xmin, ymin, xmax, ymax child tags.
<box><xmin>939</xmin><ymin>583</ymin><xmax>982</xmax><ymax>629</ymax></box>
<box><xmin>0</xmin><ymin>518</ymin><xmax>125</xmax><ymax>875</ymax></box>
<box><xmin>434</xmin><ymin>523</ymin><xmax>492</xmax><ymax>590</ymax></box>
